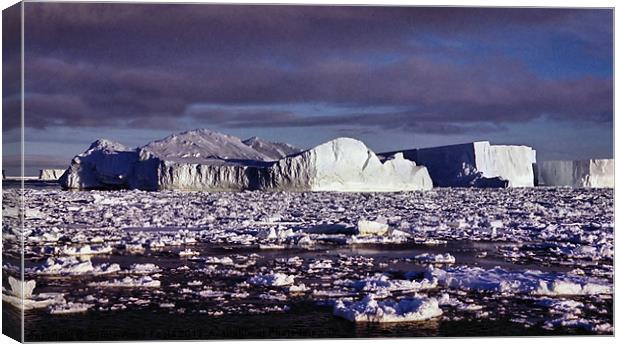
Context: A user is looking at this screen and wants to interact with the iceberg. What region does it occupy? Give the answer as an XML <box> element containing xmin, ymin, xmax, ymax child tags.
<box><xmin>382</xmin><ymin>141</ymin><xmax>536</xmax><ymax>187</ymax></box>
<box><xmin>261</xmin><ymin>138</ymin><xmax>432</xmax><ymax>192</ymax></box>
<box><xmin>537</xmin><ymin>159</ymin><xmax>613</xmax><ymax>188</ymax></box>
<box><xmin>59</xmin><ymin>130</ymin><xmax>432</xmax><ymax>192</ymax></box>
<box><xmin>39</xmin><ymin>169</ymin><xmax>66</xmax><ymax>181</ymax></box>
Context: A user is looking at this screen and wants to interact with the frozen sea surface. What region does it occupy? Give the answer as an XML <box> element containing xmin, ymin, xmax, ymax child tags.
<box><xmin>2</xmin><ymin>182</ymin><xmax>614</xmax><ymax>340</ymax></box>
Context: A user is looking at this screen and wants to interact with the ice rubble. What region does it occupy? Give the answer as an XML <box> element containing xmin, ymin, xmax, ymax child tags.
<box><xmin>537</xmin><ymin>159</ymin><xmax>614</xmax><ymax>188</ymax></box>
<box><xmin>426</xmin><ymin>265</ymin><xmax>612</xmax><ymax>296</ymax></box>
<box><xmin>7</xmin><ymin>186</ymin><xmax>613</xmax><ymax>333</ymax></box>
<box><xmin>59</xmin><ymin>129</ymin><xmax>432</xmax><ymax>192</ymax></box>
<box><xmin>333</xmin><ymin>294</ymin><xmax>442</xmax><ymax>323</ymax></box>
<box><xmin>39</xmin><ymin>169</ymin><xmax>66</xmax><ymax>181</ymax></box>
<box><xmin>382</xmin><ymin>141</ymin><xmax>536</xmax><ymax>187</ymax></box>
<box><xmin>32</xmin><ymin>257</ymin><xmax>120</xmax><ymax>276</ymax></box>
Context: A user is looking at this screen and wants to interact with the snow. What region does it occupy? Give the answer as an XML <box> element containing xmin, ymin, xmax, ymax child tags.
<box><xmin>537</xmin><ymin>159</ymin><xmax>614</xmax><ymax>187</ymax></box>
<box><xmin>333</xmin><ymin>294</ymin><xmax>442</xmax><ymax>323</ymax></box>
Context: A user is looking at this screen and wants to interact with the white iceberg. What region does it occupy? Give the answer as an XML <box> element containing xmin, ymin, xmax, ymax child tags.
<box><xmin>382</xmin><ymin>141</ymin><xmax>536</xmax><ymax>187</ymax></box>
<box><xmin>60</xmin><ymin>130</ymin><xmax>432</xmax><ymax>192</ymax></box>
<box><xmin>537</xmin><ymin>159</ymin><xmax>613</xmax><ymax>188</ymax></box>
<box><xmin>39</xmin><ymin>169</ymin><xmax>66</xmax><ymax>181</ymax></box>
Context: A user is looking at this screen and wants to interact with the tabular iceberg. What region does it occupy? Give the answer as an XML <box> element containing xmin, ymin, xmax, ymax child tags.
<box><xmin>59</xmin><ymin>130</ymin><xmax>432</xmax><ymax>192</ymax></box>
<box><xmin>382</xmin><ymin>141</ymin><xmax>536</xmax><ymax>187</ymax></box>
<box><xmin>537</xmin><ymin>159</ymin><xmax>614</xmax><ymax>188</ymax></box>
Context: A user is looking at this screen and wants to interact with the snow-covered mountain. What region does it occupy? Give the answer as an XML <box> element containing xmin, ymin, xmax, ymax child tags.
<box><xmin>142</xmin><ymin>129</ymin><xmax>300</xmax><ymax>163</ymax></box>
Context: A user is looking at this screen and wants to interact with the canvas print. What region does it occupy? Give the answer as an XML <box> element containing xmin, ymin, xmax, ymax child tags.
<box><xmin>1</xmin><ymin>1</ymin><xmax>614</xmax><ymax>342</ymax></box>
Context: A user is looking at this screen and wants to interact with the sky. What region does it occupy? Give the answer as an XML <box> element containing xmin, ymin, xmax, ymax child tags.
<box><xmin>1</xmin><ymin>3</ymin><xmax>613</xmax><ymax>175</ymax></box>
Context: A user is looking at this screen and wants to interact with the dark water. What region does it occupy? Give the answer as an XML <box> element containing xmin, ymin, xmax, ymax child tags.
<box><xmin>12</xmin><ymin>240</ymin><xmax>610</xmax><ymax>341</ymax></box>
<box><xmin>17</xmin><ymin>301</ymin><xmax>596</xmax><ymax>341</ymax></box>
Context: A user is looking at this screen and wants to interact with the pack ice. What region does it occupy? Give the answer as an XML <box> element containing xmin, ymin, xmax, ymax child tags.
<box><xmin>537</xmin><ymin>159</ymin><xmax>614</xmax><ymax>188</ymax></box>
<box><xmin>59</xmin><ymin>129</ymin><xmax>432</xmax><ymax>192</ymax></box>
<box><xmin>382</xmin><ymin>141</ymin><xmax>536</xmax><ymax>187</ymax></box>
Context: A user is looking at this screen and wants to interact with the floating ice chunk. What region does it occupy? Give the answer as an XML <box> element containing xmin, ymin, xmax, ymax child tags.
<box><xmin>204</xmin><ymin>256</ymin><xmax>234</xmax><ymax>265</ymax></box>
<box><xmin>49</xmin><ymin>302</ymin><xmax>93</xmax><ymax>315</ymax></box>
<box><xmin>179</xmin><ymin>248</ymin><xmax>200</xmax><ymax>257</ymax></box>
<box><xmin>129</xmin><ymin>263</ymin><xmax>161</xmax><ymax>274</ymax></box>
<box><xmin>333</xmin><ymin>294</ymin><xmax>442</xmax><ymax>323</ymax></box>
<box><xmin>199</xmin><ymin>289</ymin><xmax>227</xmax><ymax>298</ymax></box>
<box><xmin>309</xmin><ymin>260</ymin><xmax>333</xmax><ymax>269</ymax></box>
<box><xmin>2</xmin><ymin>277</ymin><xmax>67</xmax><ymax>310</ymax></box>
<box><xmin>34</xmin><ymin>257</ymin><xmax>94</xmax><ymax>275</ymax></box>
<box><xmin>357</xmin><ymin>220</ymin><xmax>389</xmax><ymax>236</ymax></box>
<box><xmin>289</xmin><ymin>284</ymin><xmax>309</xmax><ymax>293</ymax></box>
<box><xmin>61</xmin><ymin>244</ymin><xmax>113</xmax><ymax>256</ymax></box>
<box><xmin>534</xmin><ymin>279</ymin><xmax>612</xmax><ymax>296</ymax></box>
<box><xmin>88</xmin><ymin>276</ymin><xmax>161</xmax><ymax>288</ymax></box>
<box><xmin>414</xmin><ymin>253</ymin><xmax>456</xmax><ymax>264</ymax></box>
<box><xmin>93</xmin><ymin>263</ymin><xmax>121</xmax><ymax>275</ymax></box>
<box><xmin>248</xmin><ymin>273</ymin><xmax>295</xmax><ymax>286</ymax></box>
<box><xmin>8</xmin><ymin>276</ymin><xmax>36</xmax><ymax>299</ymax></box>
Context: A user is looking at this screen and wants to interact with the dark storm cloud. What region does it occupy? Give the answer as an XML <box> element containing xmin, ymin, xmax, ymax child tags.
<box><xmin>14</xmin><ymin>3</ymin><xmax>613</xmax><ymax>134</ymax></box>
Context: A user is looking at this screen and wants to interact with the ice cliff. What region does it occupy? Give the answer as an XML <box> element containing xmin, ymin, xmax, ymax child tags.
<box><xmin>382</xmin><ymin>141</ymin><xmax>536</xmax><ymax>187</ymax></box>
<box><xmin>59</xmin><ymin>130</ymin><xmax>432</xmax><ymax>192</ymax></box>
<box><xmin>537</xmin><ymin>159</ymin><xmax>614</xmax><ymax>188</ymax></box>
